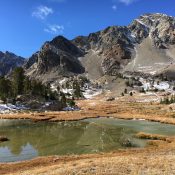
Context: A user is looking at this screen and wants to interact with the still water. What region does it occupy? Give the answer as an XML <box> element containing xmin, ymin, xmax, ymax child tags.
<box><xmin>0</xmin><ymin>118</ymin><xmax>175</xmax><ymax>162</ymax></box>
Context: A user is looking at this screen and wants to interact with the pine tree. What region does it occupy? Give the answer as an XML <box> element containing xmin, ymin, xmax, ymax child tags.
<box><xmin>125</xmin><ymin>80</ymin><xmax>130</xmax><ymax>87</ymax></box>
<box><xmin>67</xmin><ymin>99</ymin><xmax>75</xmax><ymax>107</ymax></box>
<box><xmin>24</xmin><ymin>77</ymin><xmax>31</xmax><ymax>94</ymax></box>
<box><xmin>165</xmin><ymin>97</ymin><xmax>169</xmax><ymax>104</ymax></box>
<box><xmin>170</xmin><ymin>96</ymin><xmax>174</xmax><ymax>104</ymax></box>
<box><xmin>12</xmin><ymin>67</ymin><xmax>25</xmax><ymax>96</ymax></box>
<box><xmin>60</xmin><ymin>92</ymin><xmax>67</xmax><ymax>108</ymax></box>
<box><xmin>73</xmin><ymin>80</ymin><xmax>82</xmax><ymax>99</ymax></box>
<box><xmin>57</xmin><ymin>85</ymin><xmax>60</xmax><ymax>93</ymax></box>
<box><xmin>0</xmin><ymin>77</ymin><xmax>12</xmax><ymax>102</ymax></box>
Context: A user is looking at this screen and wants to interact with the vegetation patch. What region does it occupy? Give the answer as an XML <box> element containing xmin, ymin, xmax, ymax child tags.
<box><xmin>135</xmin><ymin>132</ymin><xmax>172</xmax><ymax>142</ymax></box>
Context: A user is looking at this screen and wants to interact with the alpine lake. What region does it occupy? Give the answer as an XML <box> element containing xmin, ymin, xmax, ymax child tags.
<box><xmin>0</xmin><ymin>118</ymin><xmax>175</xmax><ymax>162</ymax></box>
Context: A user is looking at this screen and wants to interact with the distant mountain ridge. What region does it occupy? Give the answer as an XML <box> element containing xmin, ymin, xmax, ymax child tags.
<box><xmin>2</xmin><ymin>13</ymin><xmax>175</xmax><ymax>82</ymax></box>
<box><xmin>0</xmin><ymin>51</ymin><xmax>25</xmax><ymax>76</ymax></box>
<box><xmin>24</xmin><ymin>13</ymin><xmax>175</xmax><ymax>82</ymax></box>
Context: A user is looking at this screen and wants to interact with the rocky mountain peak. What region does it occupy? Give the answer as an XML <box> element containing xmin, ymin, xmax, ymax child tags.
<box><xmin>134</xmin><ymin>13</ymin><xmax>175</xmax><ymax>32</ymax></box>
<box><xmin>5</xmin><ymin>51</ymin><xmax>20</xmax><ymax>59</ymax></box>
<box><xmin>0</xmin><ymin>51</ymin><xmax>25</xmax><ymax>76</ymax></box>
<box><xmin>41</xmin><ymin>35</ymin><xmax>84</xmax><ymax>57</ymax></box>
<box><xmin>129</xmin><ymin>13</ymin><xmax>175</xmax><ymax>48</ymax></box>
<box><xmin>50</xmin><ymin>35</ymin><xmax>68</xmax><ymax>45</ymax></box>
<box><xmin>25</xmin><ymin>35</ymin><xmax>85</xmax><ymax>82</ymax></box>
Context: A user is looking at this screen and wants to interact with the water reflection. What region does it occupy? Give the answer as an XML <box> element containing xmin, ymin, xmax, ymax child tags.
<box><xmin>0</xmin><ymin>118</ymin><xmax>175</xmax><ymax>162</ymax></box>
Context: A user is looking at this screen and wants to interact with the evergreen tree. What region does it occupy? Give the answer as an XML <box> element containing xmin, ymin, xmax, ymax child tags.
<box><xmin>74</xmin><ymin>84</ymin><xmax>82</xmax><ymax>99</ymax></box>
<box><xmin>67</xmin><ymin>99</ymin><xmax>75</xmax><ymax>107</ymax></box>
<box><xmin>12</xmin><ymin>67</ymin><xmax>25</xmax><ymax>96</ymax></box>
<box><xmin>24</xmin><ymin>77</ymin><xmax>32</xmax><ymax>94</ymax></box>
<box><xmin>165</xmin><ymin>97</ymin><xmax>169</xmax><ymax>104</ymax></box>
<box><xmin>170</xmin><ymin>96</ymin><xmax>174</xmax><ymax>104</ymax></box>
<box><xmin>66</xmin><ymin>81</ymin><xmax>70</xmax><ymax>89</ymax></box>
<box><xmin>57</xmin><ymin>85</ymin><xmax>60</xmax><ymax>93</ymax></box>
<box><xmin>73</xmin><ymin>80</ymin><xmax>82</xmax><ymax>99</ymax></box>
<box><xmin>125</xmin><ymin>80</ymin><xmax>130</xmax><ymax>87</ymax></box>
<box><xmin>140</xmin><ymin>87</ymin><xmax>145</xmax><ymax>93</ymax></box>
<box><xmin>0</xmin><ymin>77</ymin><xmax>12</xmax><ymax>102</ymax></box>
<box><xmin>60</xmin><ymin>92</ymin><xmax>67</xmax><ymax>108</ymax></box>
<box><xmin>31</xmin><ymin>80</ymin><xmax>44</xmax><ymax>96</ymax></box>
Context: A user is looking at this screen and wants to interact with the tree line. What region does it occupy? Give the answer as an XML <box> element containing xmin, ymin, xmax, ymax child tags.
<box><xmin>0</xmin><ymin>67</ymin><xmax>57</xmax><ymax>103</ymax></box>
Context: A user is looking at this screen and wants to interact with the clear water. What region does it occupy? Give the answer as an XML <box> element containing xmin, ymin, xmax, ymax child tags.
<box><xmin>0</xmin><ymin>118</ymin><xmax>175</xmax><ymax>162</ymax></box>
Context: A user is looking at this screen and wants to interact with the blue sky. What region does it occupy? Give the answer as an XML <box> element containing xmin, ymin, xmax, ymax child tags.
<box><xmin>0</xmin><ymin>0</ymin><xmax>175</xmax><ymax>58</ymax></box>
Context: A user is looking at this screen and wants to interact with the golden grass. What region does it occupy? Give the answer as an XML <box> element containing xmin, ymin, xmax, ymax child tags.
<box><xmin>0</xmin><ymin>98</ymin><xmax>175</xmax><ymax>126</ymax></box>
<box><xmin>1</xmin><ymin>95</ymin><xmax>175</xmax><ymax>174</ymax></box>
<box><xmin>3</xmin><ymin>145</ymin><xmax>175</xmax><ymax>175</ymax></box>
<box><xmin>135</xmin><ymin>132</ymin><xmax>172</xmax><ymax>142</ymax></box>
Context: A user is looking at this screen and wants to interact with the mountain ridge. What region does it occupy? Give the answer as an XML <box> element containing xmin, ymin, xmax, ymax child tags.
<box><xmin>2</xmin><ymin>13</ymin><xmax>175</xmax><ymax>82</ymax></box>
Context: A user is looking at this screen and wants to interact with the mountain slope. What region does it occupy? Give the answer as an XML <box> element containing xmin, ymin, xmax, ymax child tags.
<box><xmin>25</xmin><ymin>13</ymin><xmax>175</xmax><ymax>82</ymax></box>
<box><xmin>0</xmin><ymin>51</ymin><xmax>25</xmax><ymax>76</ymax></box>
<box><xmin>124</xmin><ymin>13</ymin><xmax>175</xmax><ymax>75</ymax></box>
<box><xmin>72</xmin><ymin>26</ymin><xmax>134</xmax><ymax>76</ymax></box>
<box><xmin>73</xmin><ymin>13</ymin><xmax>175</xmax><ymax>78</ymax></box>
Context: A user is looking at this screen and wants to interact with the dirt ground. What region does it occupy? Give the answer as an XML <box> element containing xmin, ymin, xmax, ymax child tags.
<box><xmin>1</xmin><ymin>93</ymin><xmax>175</xmax><ymax>174</ymax></box>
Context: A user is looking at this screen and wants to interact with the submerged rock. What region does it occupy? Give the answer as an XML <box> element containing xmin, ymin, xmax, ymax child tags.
<box><xmin>122</xmin><ymin>139</ymin><xmax>133</xmax><ymax>147</ymax></box>
<box><xmin>0</xmin><ymin>136</ymin><xmax>9</xmax><ymax>142</ymax></box>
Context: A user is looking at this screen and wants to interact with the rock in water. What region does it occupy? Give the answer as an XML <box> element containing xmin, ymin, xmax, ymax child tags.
<box><xmin>0</xmin><ymin>136</ymin><xmax>9</xmax><ymax>142</ymax></box>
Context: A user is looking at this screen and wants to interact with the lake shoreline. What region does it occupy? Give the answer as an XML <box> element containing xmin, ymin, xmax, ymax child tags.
<box><xmin>0</xmin><ymin>100</ymin><xmax>175</xmax><ymax>125</ymax></box>
<box><xmin>1</xmin><ymin>136</ymin><xmax>175</xmax><ymax>175</ymax></box>
<box><xmin>1</xmin><ymin>97</ymin><xmax>175</xmax><ymax>174</ymax></box>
